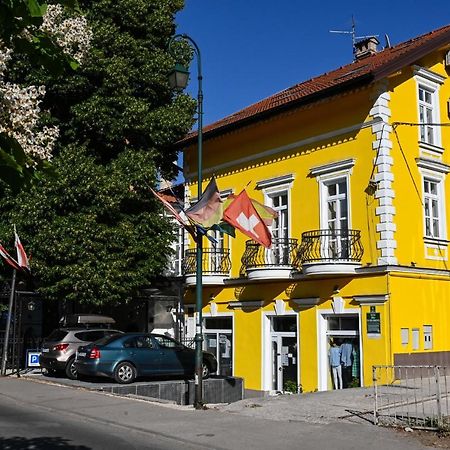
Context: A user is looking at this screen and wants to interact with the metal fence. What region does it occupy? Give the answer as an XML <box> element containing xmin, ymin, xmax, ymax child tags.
<box><xmin>373</xmin><ymin>365</ymin><xmax>450</xmax><ymax>430</ymax></box>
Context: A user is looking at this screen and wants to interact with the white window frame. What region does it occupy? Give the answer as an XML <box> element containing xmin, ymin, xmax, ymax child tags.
<box><xmin>401</xmin><ymin>328</ymin><xmax>409</xmax><ymax>346</ymax></box>
<box><xmin>202</xmin><ymin>312</ymin><xmax>235</xmax><ymax>376</ymax></box>
<box><xmin>419</xmin><ymin>169</ymin><xmax>447</xmax><ymax>242</ymax></box>
<box><xmin>311</xmin><ymin>160</ymin><xmax>354</xmax><ymax>230</ymax></box>
<box><xmin>414</xmin><ymin>66</ymin><xmax>445</xmax><ymax>152</ymax></box>
<box><xmin>423</xmin><ymin>325</ymin><xmax>433</xmax><ymax>350</ymax></box>
<box><xmin>319</xmin><ymin>174</ymin><xmax>351</xmax><ymax>231</ymax></box>
<box><xmin>412</xmin><ymin>328</ymin><xmax>420</xmax><ymax>351</ymax></box>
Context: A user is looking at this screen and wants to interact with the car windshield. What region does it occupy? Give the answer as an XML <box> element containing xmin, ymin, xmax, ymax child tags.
<box><xmin>46</xmin><ymin>329</ymin><xmax>68</xmax><ymax>341</ymax></box>
<box><xmin>94</xmin><ymin>333</ymin><xmax>122</xmax><ymax>346</ymax></box>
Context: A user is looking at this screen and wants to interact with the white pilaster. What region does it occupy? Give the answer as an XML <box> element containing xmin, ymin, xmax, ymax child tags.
<box><xmin>371</xmin><ymin>84</ymin><xmax>397</xmax><ymax>265</ymax></box>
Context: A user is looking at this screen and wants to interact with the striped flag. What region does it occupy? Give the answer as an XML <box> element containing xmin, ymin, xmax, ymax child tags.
<box><xmin>14</xmin><ymin>229</ymin><xmax>30</xmax><ymax>272</ymax></box>
<box><xmin>0</xmin><ymin>244</ymin><xmax>21</xmax><ymax>271</ymax></box>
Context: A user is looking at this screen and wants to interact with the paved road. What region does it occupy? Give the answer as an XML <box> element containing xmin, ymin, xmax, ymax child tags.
<box><xmin>0</xmin><ymin>377</ymin><xmax>433</xmax><ymax>450</ymax></box>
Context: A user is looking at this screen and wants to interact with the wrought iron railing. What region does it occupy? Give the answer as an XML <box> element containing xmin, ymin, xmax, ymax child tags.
<box><xmin>240</xmin><ymin>238</ymin><xmax>299</xmax><ymax>276</ymax></box>
<box><xmin>183</xmin><ymin>248</ymin><xmax>232</xmax><ymax>276</ymax></box>
<box><xmin>297</xmin><ymin>229</ymin><xmax>363</xmax><ymax>264</ymax></box>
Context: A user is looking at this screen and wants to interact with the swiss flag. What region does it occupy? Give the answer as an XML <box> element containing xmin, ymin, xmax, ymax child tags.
<box><xmin>223</xmin><ymin>190</ymin><xmax>272</xmax><ymax>248</ymax></box>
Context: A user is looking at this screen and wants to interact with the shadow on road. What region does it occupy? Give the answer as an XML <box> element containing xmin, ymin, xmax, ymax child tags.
<box><xmin>0</xmin><ymin>436</ymin><xmax>91</xmax><ymax>449</ymax></box>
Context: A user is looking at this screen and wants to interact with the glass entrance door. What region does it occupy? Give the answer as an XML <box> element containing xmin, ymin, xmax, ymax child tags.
<box><xmin>270</xmin><ymin>316</ymin><xmax>298</xmax><ymax>392</ymax></box>
<box><xmin>203</xmin><ymin>317</ymin><xmax>233</xmax><ymax>376</ymax></box>
<box><xmin>326</xmin><ymin>315</ymin><xmax>360</xmax><ymax>389</ymax></box>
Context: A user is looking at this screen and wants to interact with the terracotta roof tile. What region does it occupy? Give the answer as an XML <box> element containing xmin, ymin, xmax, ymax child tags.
<box><xmin>179</xmin><ymin>24</ymin><xmax>450</xmax><ymax>146</ymax></box>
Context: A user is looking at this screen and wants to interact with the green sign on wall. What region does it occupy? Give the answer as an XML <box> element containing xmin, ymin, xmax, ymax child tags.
<box><xmin>366</xmin><ymin>312</ymin><xmax>381</xmax><ymax>334</ymax></box>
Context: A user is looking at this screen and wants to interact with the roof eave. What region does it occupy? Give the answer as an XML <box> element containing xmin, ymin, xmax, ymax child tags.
<box><xmin>178</xmin><ymin>72</ymin><xmax>374</xmax><ymax>149</ymax></box>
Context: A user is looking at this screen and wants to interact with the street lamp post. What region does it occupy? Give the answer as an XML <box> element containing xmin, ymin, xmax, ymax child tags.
<box><xmin>168</xmin><ymin>34</ymin><xmax>204</xmax><ymax>409</ymax></box>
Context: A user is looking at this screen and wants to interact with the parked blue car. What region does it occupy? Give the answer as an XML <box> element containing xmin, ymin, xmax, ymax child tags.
<box><xmin>74</xmin><ymin>333</ymin><xmax>217</xmax><ymax>384</ymax></box>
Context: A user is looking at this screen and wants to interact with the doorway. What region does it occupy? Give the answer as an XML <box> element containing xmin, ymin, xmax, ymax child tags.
<box><xmin>269</xmin><ymin>316</ymin><xmax>298</xmax><ymax>392</ymax></box>
<box><xmin>203</xmin><ymin>316</ymin><xmax>233</xmax><ymax>376</ymax></box>
<box><xmin>318</xmin><ymin>312</ymin><xmax>361</xmax><ymax>390</ymax></box>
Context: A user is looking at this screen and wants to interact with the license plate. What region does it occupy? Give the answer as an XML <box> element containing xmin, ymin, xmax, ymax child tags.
<box><xmin>77</xmin><ymin>352</ymin><xmax>86</xmax><ymax>357</ymax></box>
<box><xmin>42</xmin><ymin>348</ymin><xmax>49</xmax><ymax>353</ymax></box>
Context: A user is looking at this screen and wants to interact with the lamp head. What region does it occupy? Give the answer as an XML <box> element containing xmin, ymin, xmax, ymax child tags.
<box><xmin>168</xmin><ymin>63</ymin><xmax>190</xmax><ymax>91</ymax></box>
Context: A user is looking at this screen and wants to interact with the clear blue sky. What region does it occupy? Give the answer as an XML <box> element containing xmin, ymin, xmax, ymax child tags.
<box><xmin>176</xmin><ymin>1</ymin><xmax>450</xmax><ymax>127</ymax></box>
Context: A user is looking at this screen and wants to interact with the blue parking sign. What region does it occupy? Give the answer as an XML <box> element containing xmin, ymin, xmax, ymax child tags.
<box><xmin>27</xmin><ymin>351</ymin><xmax>41</xmax><ymax>368</ymax></box>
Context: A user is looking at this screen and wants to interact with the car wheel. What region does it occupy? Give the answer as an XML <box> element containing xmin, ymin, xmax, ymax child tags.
<box><xmin>114</xmin><ymin>362</ymin><xmax>136</xmax><ymax>384</ymax></box>
<box><xmin>202</xmin><ymin>361</ymin><xmax>211</xmax><ymax>379</ymax></box>
<box><xmin>65</xmin><ymin>357</ymin><xmax>78</xmax><ymax>380</ymax></box>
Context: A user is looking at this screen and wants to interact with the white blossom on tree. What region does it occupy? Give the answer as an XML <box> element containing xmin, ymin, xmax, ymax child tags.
<box><xmin>0</xmin><ymin>5</ymin><xmax>92</xmax><ymax>168</ymax></box>
<box><xmin>40</xmin><ymin>4</ymin><xmax>93</xmax><ymax>64</ymax></box>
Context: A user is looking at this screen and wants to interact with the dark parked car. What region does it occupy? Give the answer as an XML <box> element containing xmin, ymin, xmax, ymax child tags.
<box><xmin>74</xmin><ymin>333</ymin><xmax>218</xmax><ymax>384</ymax></box>
<box><xmin>40</xmin><ymin>321</ymin><xmax>122</xmax><ymax>379</ymax></box>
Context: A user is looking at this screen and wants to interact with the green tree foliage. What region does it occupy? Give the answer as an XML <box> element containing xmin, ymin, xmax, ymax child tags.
<box><xmin>0</xmin><ymin>0</ymin><xmax>195</xmax><ymax>305</ymax></box>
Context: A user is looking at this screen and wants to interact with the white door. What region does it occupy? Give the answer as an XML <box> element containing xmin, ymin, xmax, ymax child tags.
<box><xmin>270</xmin><ymin>316</ymin><xmax>298</xmax><ymax>392</ymax></box>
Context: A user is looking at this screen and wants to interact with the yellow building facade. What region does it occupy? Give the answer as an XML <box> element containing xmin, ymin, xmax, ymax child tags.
<box><xmin>179</xmin><ymin>28</ymin><xmax>450</xmax><ymax>394</ymax></box>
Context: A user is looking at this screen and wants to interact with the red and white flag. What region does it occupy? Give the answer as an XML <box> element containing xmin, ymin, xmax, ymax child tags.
<box><xmin>0</xmin><ymin>244</ymin><xmax>21</xmax><ymax>271</ymax></box>
<box><xmin>223</xmin><ymin>190</ymin><xmax>272</xmax><ymax>248</ymax></box>
<box><xmin>15</xmin><ymin>229</ymin><xmax>30</xmax><ymax>272</ymax></box>
<box><xmin>150</xmin><ymin>188</ymin><xmax>196</xmax><ymax>239</ymax></box>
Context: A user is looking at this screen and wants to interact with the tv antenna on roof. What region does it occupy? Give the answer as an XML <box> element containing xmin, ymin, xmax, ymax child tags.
<box><xmin>330</xmin><ymin>16</ymin><xmax>379</xmax><ymax>59</ymax></box>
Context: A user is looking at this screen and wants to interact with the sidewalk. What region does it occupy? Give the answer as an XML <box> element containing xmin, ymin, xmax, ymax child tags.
<box><xmin>217</xmin><ymin>386</ymin><xmax>376</xmax><ymax>424</ymax></box>
<box><xmin>0</xmin><ymin>376</ymin><xmax>430</xmax><ymax>450</ymax></box>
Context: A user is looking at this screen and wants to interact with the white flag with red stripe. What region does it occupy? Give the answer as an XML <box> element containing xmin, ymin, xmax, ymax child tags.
<box><xmin>0</xmin><ymin>244</ymin><xmax>21</xmax><ymax>271</ymax></box>
<box><xmin>15</xmin><ymin>229</ymin><xmax>30</xmax><ymax>272</ymax></box>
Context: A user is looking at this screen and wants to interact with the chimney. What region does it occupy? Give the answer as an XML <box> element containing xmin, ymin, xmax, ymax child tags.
<box><xmin>354</xmin><ymin>36</ymin><xmax>379</xmax><ymax>59</ymax></box>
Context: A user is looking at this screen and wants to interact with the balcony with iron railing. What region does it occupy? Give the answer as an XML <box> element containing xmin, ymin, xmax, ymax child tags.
<box><xmin>297</xmin><ymin>229</ymin><xmax>363</xmax><ymax>275</ymax></box>
<box><xmin>240</xmin><ymin>238</ymin><xmax>299</xmax><ymax>280</ymax></box>
<box><xmin>183</xmin><ymin>248</ymin><xmax>232</xmax><ymax>285</ymax></box>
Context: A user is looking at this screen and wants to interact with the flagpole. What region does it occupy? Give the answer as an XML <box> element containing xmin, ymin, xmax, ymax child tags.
<box><xmin>1</xmin><ymin>269</ymin><xmax>17</xmax><ymax>376</ymax></box>
<box><xmin>168</xmin><ymin>33</ymin><xmax>204</xmax><ymax>409</ymax></box>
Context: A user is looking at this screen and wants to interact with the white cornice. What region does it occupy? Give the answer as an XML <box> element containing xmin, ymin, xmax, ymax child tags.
<box><xmin>227</xmin><ymin>301</ymin><xmax>264</xmax><ymax>309</ymax></box>
<box><xmin>255</xmin><ymin>174</ymin><xmax>295</xmax><ymax>190</ymax></box>
<box><xmin>292</xmin><ymin>297</ymin><xmax>320</xmax><ymax>307</ymax></box>
<box><xmin>310</xmin><ymin>158</ymin><xmax>356</xmax><ymax>177</ymax></box>
<box><xmin>353</xmin><ymin>295</ymin><xmax>389</xmax><ymax>305</ymax></box>
<box><xmin>413</xmin><ymin>66</ymin><xmax>446</xmax><ymax>85</ymax></box>
<box><xmin>416</xmin><ymin>157</ymin><xmax>450</xmax><ymax>174</ymax></box>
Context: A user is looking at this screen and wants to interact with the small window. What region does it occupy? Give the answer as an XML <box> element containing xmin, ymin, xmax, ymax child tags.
<box><xmin>418</xmin><ymin>85</ymin><xmax>437</xmax><ymax>145</ymax></box>
<box><xmin>272</xmin><ymin>316</ymin><xmax>296</xmax><ymax>332</ymax></box>
<box><xmin>412</xmin><ymin>328</ymin><xmax>420</xmax><ymax>350</ymax></box>
<box><xmin>401</xmin><ymin>328</ymin><xmax>409</xmax><ymax>346</ymax></box>
<box><xmin>135</xmin><ymin>336</ymin><xmax>154</xmax><ymax>349</ymax></box>
<box><xmin>423</xmin><ymin>325</ymin><xmax>433</xmax><ymax>350</ymax></box>
<box><xmin>154</xmin><ymin>335</ymin><xmax>181</xmax><ymax>349</ymax></box>
<box><xmin>327</xmin><ymin>316</ymin><xmax>358</xmax><ymax>331</ymax></box>
<box><xmin>204</xmin><ymin>317</ymin><xmax>232</xmax><ymax>330</ymax></box>
<box><xmin>423</xmin><ymin>178</ymin><xmax>443</xmax><ymax>239</ymax></box>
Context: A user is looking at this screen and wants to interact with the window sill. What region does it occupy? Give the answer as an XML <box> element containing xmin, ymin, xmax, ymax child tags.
<box><xmin>423</xmin><ymin>237</ymin><xmax>449</xmax><ymax>246</ymax></box>
<box><xmin>418</xmin><ymin>141</ymin><xmax>444</xmax><ymax>155</ymax></box>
